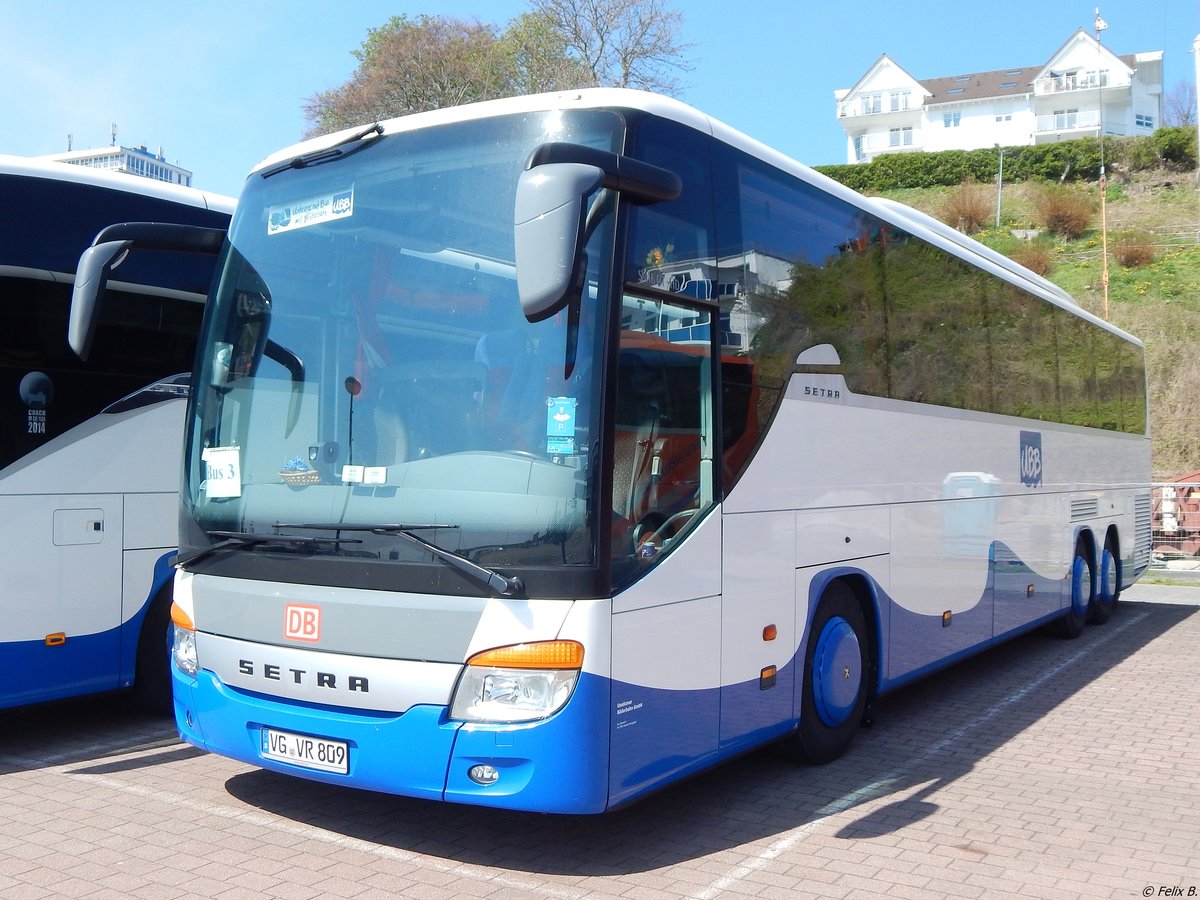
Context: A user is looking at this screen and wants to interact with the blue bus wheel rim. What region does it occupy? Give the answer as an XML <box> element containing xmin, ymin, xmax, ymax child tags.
<box><xmin>1100</xmin><ymin>550</ymin><xmax>1117</xmax><ymax>604</ymax></box>
<box><xmin>813</xmin><ymin>617</ymin><xmax>862</xmax><ymax>728</ymax></box>
<box><xmin>1072</xmin><ymin>556</ymin><xmax>1091</xmax><ymax>616</ymax></box>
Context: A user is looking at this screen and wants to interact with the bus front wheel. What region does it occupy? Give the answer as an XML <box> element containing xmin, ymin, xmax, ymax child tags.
<box><xmin>133</xmin><ymin>586</ymin><xmax>174</xmax><ymax>714</ymax></box>
<box><xmin>789</xmin><ymin>582</ymin><xmax>871</xmax><ymax>765</ymax></box>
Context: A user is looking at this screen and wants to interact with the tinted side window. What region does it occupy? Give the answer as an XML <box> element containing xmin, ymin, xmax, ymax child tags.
<box><xmin>0</xmin><ymin>174</ymin><xmax>227</xmax><ymax>292</ymax></box>
<box><xmin>0</xmin><ymin>278</ymin><xmax>202</xmax><ymax>473</ymax></box>
<box><xmin>885</xmin><ymin>235</ymin><xmax>993</xmax><ymax>412</ymax></box>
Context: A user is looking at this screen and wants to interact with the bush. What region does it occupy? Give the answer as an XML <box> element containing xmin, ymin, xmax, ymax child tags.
<box><xmin>813</xmin><ymin>126</ymin><xmax>1193</xmax><ymax>194</ymax></box>
<box><xmin>1009</xmin><ymin>240</ymin><xmax>1055</xmax><ymax>276</ymax></box>
<box><xmin>1032</xmin><ymin>183</ymin><xmax>1095</xmax><ymax>239</ymax></box>
<box><xmin>1113</xmin><ymin>230</ymin><xmax>1156</xmax><ymax>267</ymax></box>
<box><xmin>1109</xmin><ymin>135</ymin><xmax>1159</xmax><ymax>171</ymax></box>
<box><xmin>1151</xmin><ymin>127</ymin><xmax>1198</xmax><ymax>170</ymax></box>
<box><xmin>939</xmin><ymin>181</ymin><xmax>994</xmax><ymax>233</ymax></box>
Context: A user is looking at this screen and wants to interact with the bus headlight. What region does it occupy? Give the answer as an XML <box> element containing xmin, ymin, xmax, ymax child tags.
<box><xmin>170</xmin><ymin>602</ymin><xmax>199</xmax><ymax>677</ymax></box>
<box><xmin>450</xmin><ymin>641</ymin><xmax>583</xmax><ymax>723</ymax></box>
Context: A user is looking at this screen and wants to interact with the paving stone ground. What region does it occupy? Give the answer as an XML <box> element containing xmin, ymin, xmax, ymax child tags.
<box><xmin>2</xmin><ymin>582</ymin><xmax>1197</xmax><ymax>900</ymax></box>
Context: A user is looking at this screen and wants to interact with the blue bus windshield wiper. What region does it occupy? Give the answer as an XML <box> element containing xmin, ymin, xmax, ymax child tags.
<box><xmin>261</xmin><ymin>123</ymin><xmax>384</xmax><ymax>178</ymax></box>
<box><xmin>278</xmin><ymin>522</ymin><xmax>524</xmax><ymax>597</ymax></box>
<box><xmin>176</xmin><ymin>530</ymin><xmax>361</xmax><ymax>568</ymax></box>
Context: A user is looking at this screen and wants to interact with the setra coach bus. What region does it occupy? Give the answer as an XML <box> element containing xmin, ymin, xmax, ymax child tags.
<box><xmin>71</xmin><ymin>90</ymin><xmax>1151</xmax><ymax>812</ymax></box>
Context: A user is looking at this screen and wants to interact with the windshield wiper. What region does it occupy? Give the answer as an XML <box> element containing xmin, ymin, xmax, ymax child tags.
<box><xmin>278</xmin><ymin>522</ymin><xmax>524</xmax><ymax>597</ymax></box>
<box><xmin>175</xmin><ymin>530</ymin><xmax>361</xmax><ymax>568</ymax></box>
<box><xmin>261</xmin><ymin>123</ymin><xmax>384</xmax><ymax>178</ymax></box>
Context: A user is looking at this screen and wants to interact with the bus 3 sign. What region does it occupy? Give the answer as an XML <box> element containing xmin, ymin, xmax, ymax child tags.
<box><xmin>1020</xmin><ymin>431</ymin><xmax>1043</xmax><ymax>488</ymax></box>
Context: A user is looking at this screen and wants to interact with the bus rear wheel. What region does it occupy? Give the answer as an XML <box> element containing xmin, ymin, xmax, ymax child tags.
<box><xmin>788</xmin><ymin>582</ymin><xmax>871</xmax><ymax>764</ymax></box>
<box><xmin>1089</xmin><ymin>534</ymin><xmax>1121</xmax><ymax>625</ymax></box>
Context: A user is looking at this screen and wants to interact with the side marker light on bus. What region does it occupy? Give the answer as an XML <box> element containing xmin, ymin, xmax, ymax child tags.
<box><xmin>170</xmin><ymin>602</ymin><xmax>199</xmax><ymax>677</ymax></box>
<box><xmin>759</xmin><ymin>666</ymin><xmax>777</xmax><ymax>690</ymax></box>
<box><xmin>762</xmin><ymin>624</ymin><xmax>777</xmax><ymax>642</ymax></box>
<box><xmin>942</xmin><ymin>611</ymin><xmax>953</xmax><ymax>628</ymax></box>
<box><xmin>44</xmin><ymin>633</ymin><xmax>67</xmax><ymax>647</ymax></box>
<box><xmin>450</xmin><ymin>640</ymin><xmax>584</xmax><ymax>724</ymax></box>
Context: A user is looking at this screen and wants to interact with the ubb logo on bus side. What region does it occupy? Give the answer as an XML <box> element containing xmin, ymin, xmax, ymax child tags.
<box><xmin>1020</xmin><ymin>431</ymin><xmax>1043</xmax><ymax>488</ymax></box>
<box><xmin>284</xmin><ymin>604</ymin><xmax>321</xmax><ymax>642</ymax></box>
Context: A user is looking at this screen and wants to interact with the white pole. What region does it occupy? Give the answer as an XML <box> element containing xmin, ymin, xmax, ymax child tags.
<box><xmin>1193</xmin><ymin>33</ymin><xmax>1200</xmax><ymax>189</ymax></box>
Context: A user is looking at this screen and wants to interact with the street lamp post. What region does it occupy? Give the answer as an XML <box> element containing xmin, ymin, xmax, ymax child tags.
<box><xmin>1096</xmin><ymin>7</ymin><xmax>1110</xmax><ymax>320</ymax></box>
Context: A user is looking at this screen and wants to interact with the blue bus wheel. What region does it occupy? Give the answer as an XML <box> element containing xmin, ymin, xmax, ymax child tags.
<box><xmin>788</xmin><ymin>581</ymin><xmax>871</xmax><ymax>765</ymax></box>
<box><xmin>1056</xmin><ymin>538</ymin><xmax>1092</xmax><ymax>639</ymax></box>
<box><xmin>133</xmin><ymin>587</ymin><xmax>174</xmax><ymax>714</ymax></box>
<box><xmin>1090</xmin><ymin>538</ymin><xmax>1120</xmax><ymax>625</ymax></box>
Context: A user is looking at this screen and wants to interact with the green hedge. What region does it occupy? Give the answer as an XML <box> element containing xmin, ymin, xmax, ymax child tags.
<box><xmin>814</xmin><ymin>127</ymin><xmax>1198</xmax><ymax>192</ymax></box>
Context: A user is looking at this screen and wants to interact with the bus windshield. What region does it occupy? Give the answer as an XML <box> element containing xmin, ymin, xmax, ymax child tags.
<box><xmin>183</xmin><ymin>110</ymin><xmax>622</xmax><ymax>589</ymax></box>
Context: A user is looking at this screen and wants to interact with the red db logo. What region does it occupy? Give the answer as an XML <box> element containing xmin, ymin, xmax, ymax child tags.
<box><xmin>284</xmin><ymin>604</ymin><xmax>321</xmax><ymax>642</ymax></box>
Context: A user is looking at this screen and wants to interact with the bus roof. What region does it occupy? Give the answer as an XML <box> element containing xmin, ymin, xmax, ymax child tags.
<box><xmin>0</xmin><ymin>153</ymin><xmax>235</xmax><ymax>215</ymax></box>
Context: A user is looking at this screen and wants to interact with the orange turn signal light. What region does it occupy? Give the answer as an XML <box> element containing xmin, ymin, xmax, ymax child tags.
<box><xmin>467</xmin><ymin>640</ymin><xmax>584</xmax><ymax>670</ymax></box>
<box><xmin>170</xmin><ymin>602</ymin><xmax>195</xmax><ymax>631</ymax></box>
<box><xmin>44</xmin><ymin>632</ymin><xmax>67</xmax><ymax>647</ymax></box>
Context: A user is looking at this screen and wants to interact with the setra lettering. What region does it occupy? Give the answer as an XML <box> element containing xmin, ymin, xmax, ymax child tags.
<box><xmin>236</xmin><ymin>659</ymin><xmax>369</xmax><ymax>693</ymax></box>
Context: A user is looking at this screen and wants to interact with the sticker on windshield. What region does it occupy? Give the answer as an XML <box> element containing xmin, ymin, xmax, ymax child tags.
<box><xmin>546</xmin><ymin>397</ymin><xmax>577</xmax><ymax>455</ymax></box>
<box><xmin>268</xmin><ymin>189</ymin><xmax>353</xmax><ymax>235</ymax></box>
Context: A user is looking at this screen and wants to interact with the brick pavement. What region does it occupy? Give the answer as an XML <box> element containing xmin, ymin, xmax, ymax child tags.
<box><xmin>1</xmin><ymin>584</ymin><xmax>1197</xmax><ymax>900</ymax></box>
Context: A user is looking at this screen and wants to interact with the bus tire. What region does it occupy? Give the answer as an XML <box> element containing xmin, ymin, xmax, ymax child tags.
<box><xmin>1055</xmin><ymin>537</ymin><xmax>1093</xmax><ymax>639</ymax></box>
<box><xmin>790</xmin><ymin>582</ymin><xmax>871</xmax><ymax>765</ymax></box>
<box><xmin>132</xmin><ymin>587</ymin><xmax>174</xmax><ymax>714</ymax></box>
<box><xmin>1090</xmin><ymin>534</ymin><xmax>1121</xmax><ymax>625</ymax></box>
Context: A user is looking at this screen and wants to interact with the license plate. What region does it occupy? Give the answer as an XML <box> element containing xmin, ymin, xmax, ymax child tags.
<box><xmin>260</xmin><ymin>727</ymin><xmax>349</xmax><ymax>775</ymax></box>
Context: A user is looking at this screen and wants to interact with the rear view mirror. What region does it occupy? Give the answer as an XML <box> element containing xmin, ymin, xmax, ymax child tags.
<box><xmin>514</xmin><ymin>163</ymin><xmax>606</xmax><ymax>322</ymax></box>
<box><xmin>69</xmin><ymin>240</ymin><xmax>133</xmax><ymax>360</ymax></box>
<box><xmin>514</xmin><ymin>143</ymin><xmax>681</xmax><ymax>322</ymax></box>
<box><xmin>68</xmin><ymin>222</ymin><xmax>227</xmax><ymax>360</ymax></box>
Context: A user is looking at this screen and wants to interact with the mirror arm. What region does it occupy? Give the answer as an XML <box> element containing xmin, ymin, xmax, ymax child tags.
<box><xmin>525</xmin><ymin>143</ymin><xmax>681</xmax><ymax>203</ymax></box>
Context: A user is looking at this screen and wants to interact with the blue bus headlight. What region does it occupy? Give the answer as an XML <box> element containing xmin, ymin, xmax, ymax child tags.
<box><xmin>449</xmin><ymin>641</ymin><xmax>583</xmax><ymax>723</ymax></box>
<box><xmin>170</xmin><ymin>602</ymin><xmax>199</xmax><ymax>677</ymax></box>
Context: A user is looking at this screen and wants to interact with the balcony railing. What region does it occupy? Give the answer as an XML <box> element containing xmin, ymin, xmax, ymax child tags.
<box><xmin>1034</xmin><ymin>108</ymin><xmax>1101</xmax><ymax>134</ymax></box>
<box><xmin>1035</xmin><ymin>72</ymin><xmax>1112</xmax><ymax>95</ymax></box>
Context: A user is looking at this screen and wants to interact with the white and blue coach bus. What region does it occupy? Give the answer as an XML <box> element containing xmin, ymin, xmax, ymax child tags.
<box><xmin>74</xmin><ymin>90</ymin><xmax>1149</xmax><ymax>811</ymax></box>
<box><xmin>0</xmin><ymin>155</ymin><xmax>232</xmax><ymax>711</ymax></box>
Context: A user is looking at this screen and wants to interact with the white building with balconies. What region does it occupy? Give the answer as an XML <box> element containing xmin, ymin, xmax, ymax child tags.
<box><xmin>835</xmin><ymin>28</ymin><xmax>1163</xmax><ymax>164</ymax></box>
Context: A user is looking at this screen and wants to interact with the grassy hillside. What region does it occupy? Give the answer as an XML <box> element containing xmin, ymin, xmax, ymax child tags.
<box><xmin>875</xmin><ymin>172</ymin><xmax>1200</xmax><ymax>479</ymax></box>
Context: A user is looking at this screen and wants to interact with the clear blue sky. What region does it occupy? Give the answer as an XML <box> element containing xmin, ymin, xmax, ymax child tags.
<box><xmin>1</xmin><ymin>0</ymin><xmax>1194</xmax><ymax>198</ymax></box>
